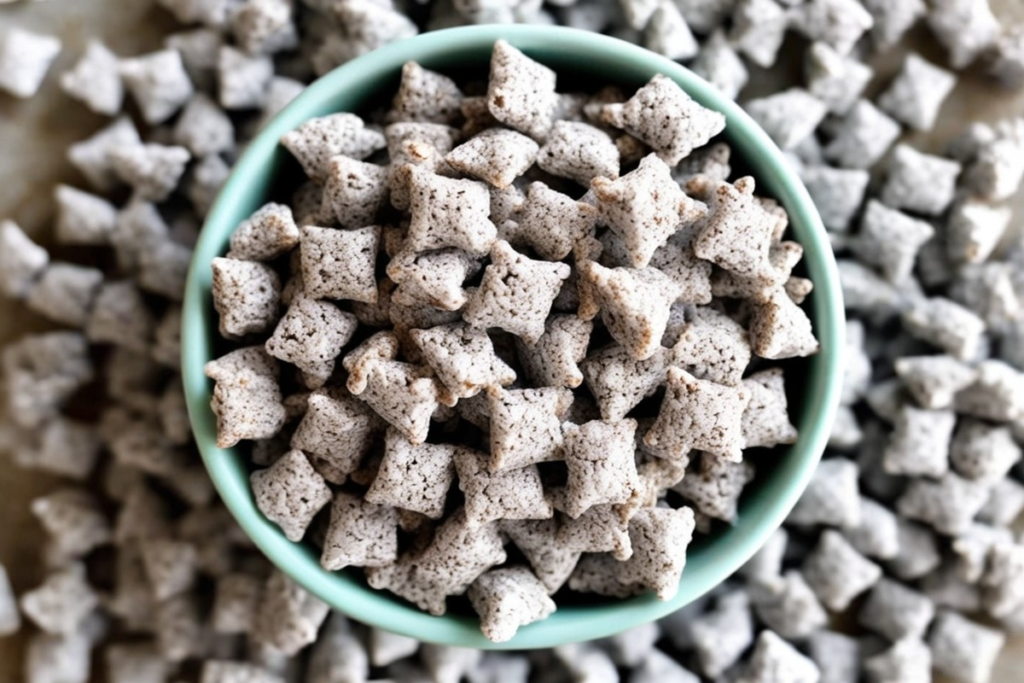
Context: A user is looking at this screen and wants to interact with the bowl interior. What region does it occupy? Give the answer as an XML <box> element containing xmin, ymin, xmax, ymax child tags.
<box><xmin>182</xmin><ymin>25</ymin><xmax>844</xmax><ymax>650</ymax></box>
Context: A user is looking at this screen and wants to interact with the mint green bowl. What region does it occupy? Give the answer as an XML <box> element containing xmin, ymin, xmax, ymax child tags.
<box><xmin>182</xmin><ymin>25</ymin><xmax>844</xmax><ymax>650</ymax></box>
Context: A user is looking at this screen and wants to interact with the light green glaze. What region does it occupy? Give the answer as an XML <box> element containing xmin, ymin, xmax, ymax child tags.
<box><xmin>182</xmin><ymin>25</ymin><xmax>844</xmax><ymax>650</ymax></box>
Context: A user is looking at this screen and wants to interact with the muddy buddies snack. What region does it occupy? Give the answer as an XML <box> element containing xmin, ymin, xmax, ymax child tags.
<box><xmin>200</xmin><ymin>41</ymin><xmax>818</xmax><ymax>641</ymax></box>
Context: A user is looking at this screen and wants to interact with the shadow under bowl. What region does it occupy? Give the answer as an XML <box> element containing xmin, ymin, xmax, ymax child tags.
<box><xmin>182</xmin><ymin>24</ymin><xmax>845</xmax><ymax>650</ymax></box>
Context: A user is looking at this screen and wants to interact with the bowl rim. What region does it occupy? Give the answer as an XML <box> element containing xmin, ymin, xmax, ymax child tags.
<box><xmin>182</xmin><ymin>24</ymin><xmax>844</xmax><ymax>650</ymax></box>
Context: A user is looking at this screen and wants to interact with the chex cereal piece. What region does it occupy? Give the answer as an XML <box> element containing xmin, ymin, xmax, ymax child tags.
<box><xmin>955</xmin><ymin>359</ymin><xmax>1024</xmax><ymax>422</ymax></box>
<box><xmin>368</xmin><ymin>510</ymin><xmax>507</xmax><ymax>615</ymax></box>
<box><xmin>211</xmin><ymin>257</ymin><xmax>281</xmax><ymax>338</ymax></box>
<box><xmin>842</xmin><ymin>496</ymin><xmax>899</xmax><ymax>560</ymax></box>
<box><xmin>200</xmin><ymin>661</ymin><xmax>284</xmax><ymax>683</ymax></box>
<box><xmin>902</xmin><ymin>296</ymin><xmax>985</xmax><ymax>361</ymax></box>
<box><xmin>501</xmin><ymin>519</ymin><xmax>581</xmax><ymax>594</ymax></box>
<box><xmin>882</xmin><ymin>404</ymin><xmax>955</xmax><ymax>478</ymax></box>
<box><xmin>0</xmin><ymin>220</ymin><xmax>48</xmax><ymax>300</ymax></box>
<box><xmin>252</xmin><ymin>570</ymin><xmax>330</xmax><ymax>656</ymax></box>
<box><xmin>729</xmin><ymin>0</ymin><xmax>787</xmax><ymax>69</ymax></box>
<box><xmin>978</xmin><ymin>478</ymin><xmax>1024</xmax><ymax>527</ymax></box>
<box><xmin>880</xmin><ymin>144</ymin><xmax>961</xmax><ymax>215</ymax></box>
<box><xmin>950</xmin><ymin>419</ymin><xmax>1021</xmax><ymax>482</ymax></box>
<box><xmin>647</xmin><ymin>367</ymin><xmax>751</xmax><ymax>461</ymax></box>
<box><xmin>387</xmin><ymin>248</ymin><xmax>480</xmax><ymax>311</ymax></box>
<box><xmin>593</xmin><ymin>154</ymin><xmax>704</xmax><ymax>269</ymax></box>
<box><xmin>709</xmin><ymin>237</ymin><xmax>802</xmax><ymax>303</ymax></box>
<box><xmin>788</xmin><ymin>457</ymin><xmax>861</xmax><ymax>527</ymax></box>
<box><xmin>799</xmin><ymin>164</ymin><xmax>870</xmax><ymax>233</ymax></box>
<box><xmin>921</xmin><ymin>563</ymin><xmax>983</xmax><ymax>613</ymax></box>
<box><xmin>227</xmin><ymin>203</ymin><xmax>299</xmax><ymax>263</ymax></box>
<box><xmin>740</xmin><ymin>526</ymin><xmax>788</xmax><ymax>583</ymax></box>
<box><xmin>205</xmin><ymin>347</ymin><xmax>286</xmax><ymax>448</ymax></box>
<box><xmin>391</xmin><ymin>61</ymin><xmax>463</xmax><ymax>124</ymax></box>
<box><xmin>536</xmin><ymin>120</ymin><xmax>620</xmax><ymax>186</ymax></box>
<box><xmin>951</xmin><ymin>262</ymin><xmax>1020</xmax><ymax>329</ymax></box>
<box><xmin>299</xmin><ymin>225</ymin><xmax>380</xmax><ymax>303</ymax></box>
<box><xmin>139</xmin><ymin>538</ymin><xmax>198</xmax><ymax>601</ymax></box>
<box><xmin>862</xmin><ymin>0</ymin><xmax>926</xmax><ymax>50</ymax></box>
<box><xmin>749</xmin><ymin>288</ymin><xmax>821</xmax><ymax>360</ymax></box>
<box><xmin>850</xmin><ymin>201</ymin><xmax>934</xmax><ymax>284</ymax></box>
<box><xmin>689</xmin><ymin>29</ymin><xmax>750</xmax><ymax>100</ymax></box>
<box><xmin>599</xmin><ymin>75</ymin><xmax>725</xmax><ymax>166</ymax></box>
<box><xmin>463</xmin><ymin>240</ymin><xmax>570</xmax><ymax>344</ymax></box>
<box><xmin>885</xmin><ymin>518</ymin><xmax>942</xmax><ymax>582</ymax></box>
<box><xmin>808</xmin><ymin>630</ymin><xmax>860</xmax><ymax>683</ymax></box>
<box><xmin>829</xmin><ymin>405</ymin><xmax>863</xmax><ymax>450</ymax></box>
<box><xmin>31</xmin><ymin>489</ymin><xmax>111</xmax><ymax>563</ymax></box>
<box><xmin>365</xmin><ymin>429</ymin><xmax>456</xmax><ymax>519</ymax></box>
<box><xmin>217</xmin><ymin>45</ymin><xmax>273</xmax><ymax>109</ymax></box>
<box><xmin>929</xmin><ymin>611</ymin><xmax>1005</xmax><ymax>683</ymax></box>
<box><xmin>53</xmin><ymin>185</ymin><xmax>117</xmax><ymax>246</ymax></box>
<box><xmin>281</xmin><ymin>113</ymin><xmax>386</xmax><ymax>183</ymax></box>
<box><xmin>486</xmin><ymin>40</ymin><xmax>558</xmax><ymax>140</ymax></box>
<box><xmin>557</xmin><ymin>505</ymin><xmax>632</xmax><ymax>560</ymax></box>
<box><xmin>60</xmin><ymin>39</ymin><xmax>122</xmax><ymax>116</ymax></box>
<box><xmin>567</xmin><ymin>554</ymin><xmax>644</xmax><ymax>599</ymax></box>
<box><xmin>118</xmin><ymin>49</ymin><xmax>195</xmax><ymax>126</ymax></box>
<box><xmin>581</xmin><ymin>343</ymin><xmax>670</xmax><ymax>421</ymax></box>
<box><xmin>580</xmin><ymin>262</ymin><xmax>679</xmax><ymax>360</ymax></box>
<box><xmin>516</xmin><ymin>181</ymin><xmax>597</xmax><ymax>260</ymax></box>
<box><xmin>251</xmin><ymin>449</ymin><xmax>332</xmax><ymax>542</ymax></box>
<box><xmin>446</xmin><ymin>128</ymin><xmax>539</xmax><ymax>189</ymax></box>
<box><xmin>291</xmin><ymin>388</ymin><xmax>379</xmax><ymax>476</ymax></box>
<box><xmin>691</xmin><ymin>176</ymin><xmax>774</xmax><ymax>281</ymax></box>
<box><xmin>612</xmin><ymin>506</ymin><xmax>694</xmax><ymax>600</ymax></box>
<box><xmin>823</xmin><ymin>100</ymin><xmax>901</xmax><ymax>170</ymax></box>
<box><xmin>488</xmin><ymin>387</ymin><xmax>571</xmax><ymax>470</ymax></box>
<box><xmin>468</xmin><ymin>567</ymin><xmax>556</xmax><ymax>643</ymax></box>
<box><xmin>110</xmin><ymin>143</ymin><xmax>191</xmax><ymax>202</ymax></box>
<box><xmin>86</xmin><ymin>280</ymin><xmax>155</xmax><ymax>353</ymax></box>
<box><xmin>19</xmin><ymin>562</ymin><xmax>98</xmax><ymax>635</ymax></box>
<box><xmin>952</xmin><ymin>523</ymin><xmax>1012</xmax><ymax>583</ymax></box>
<box><xmin>858</xmin><ymin>577</ymin><xmax>935</xmax><ymax>642</ymax></box>
<box><xmin>878</xmin><ymin>53</ymin><xmax>956</xmax><ymax>132</ymax></box>
<box><xmin>0</xmin><ymin>27</ymin><xmax>61</xmax><ymax>99</ymax></box>
<box><xmin>749</xmin><ymin>570</ymin><xmax>829</xmax><ymax>640</ymax></box>
<box><xmin>211</xmin><ymin>573</ymin><xmax>262</xmax><ymax>634</ymax></box>
<box><xmin>173</xmin><ymin>94</ymin><xmax>234</xmax><ymax>157</ymax></box>
<box><xmin>2</xmin><ymin>331</ymin><xmax>93</xmax><ymax>430</ymax></box>
<box><xmin>805</xmin><ymin>42</ymin><xmax>874</xmax><ymax>115</ymax></box>
<box><xmin>320</xmin><ymin>491</ymin><xmax>398</xmax><ymax>570</ymax></box>
<box><xmin>369</xmin><ymin>627</ymin><xmax>419</xmax><ymax>667</ymax></box>
<box><xmin>230</xmin><ymin>0</ymin><xmax>296</xmax><ymax>55</ymax></box>
<box><xmin>927</xmin><ymin>0</ymin><xmax>999</xmax><ymax>69</ymax></box>
<box><xmin>803</xmin><ymin>529</ymin><xmax>882</xmax><ymax>611</ymax></box>
<box><xmin>946</xmin><ymin>197</ymin><xmax>1012</xmax><ymax>265</ymax></box>
<box><xmin>741</xmin><ymin>368</ymin><xmax>799</xmax><ymax>449</ymax></box>
<box><xmin>455</xmin><ymin>447</ymin><xmax>552</xmax><ymax>526</ymax></box>
<box><xmin>745</xmin><ymin>89</ymin><xmax>828</xmax><ymax>151</ymax></box>
<box><xmin>265</xmin><ymin>296</ymin><xmax>356</xmax><ymax>381</ymax></box>
<box><xmin>789</xmin><ymin>0</ymin><xmax>873</xmax><ymax>55</ymax></box>
<box><xmin>646</xmin><ymin>227</ymin><xmax>714</xmax><ymax>305</ymax></box>
<box><xmin>25</xmin><ymin>263</ymin><xmax>103</xmax><ymax>328</ymax></box>
<box><xmin>896</xmin><ymin>472</ymin><xmax>991</xmax><ymax>536</ymax></box>
<box><xmin>863</xmin><ymin>638</ymin><xmax>931</xmax><ymax>683</ymax></box>
<box><xmin>411</xmin><ymin>322</ymin><xmax>516</xmax><ymax>400</ymax></box>
<box><xmin>982</xmin><ymin>540</ymin><xmax>1024</xmax><ymax>617</ymax></box>
<box><xmin>405</xmin><ymin>166</ymin><xmax>497</xmax><ymax>255</ymax></box>
<box><xmin>737</xmin><ymin>630</ymin><xmax>820</xmax><ymax>683</ymax></box>
<box><xmin>560</xmin><ymin>419</ymin><xmax>639</xmax><ymax>518</ymax></box>
<box><xmin>836</xmin><ymin>259</ymin><xmax>899</xmax><ymax>316</ymax></box>
<box><xmin>515</xmin><ymin>315</ymin><xmax>592</xmax><ymax>389</ymax></box>
<box><xmin>322</xmin><ymin>155</ymin><xmax>389</xmax><ymax>229</ymax></box>
<box><xmin>674</xmin><ymin>454</ymin><xmax>754</xmax><ymax>522</ymax></box>
<box><xmin>688</xmin><ymin>590</ymin><xmax>754</xmax><ymax>677</ymax></box>
<box><xmin>644</xmin><ymin>0</ymin><xmax>699</xmax><ymax>60</ymax></box>
<box><xmin>68</xmin><ymin>115</ymin><xmax>142</xmax><ymax>192</ymax></box>
<box><xmin>673</xmin><ymin>306</ymin><xmax>751</xmax><ymax>388</ymax></box>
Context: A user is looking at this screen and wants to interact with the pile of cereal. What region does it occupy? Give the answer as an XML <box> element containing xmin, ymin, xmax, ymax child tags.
<box><xmin>204</xmin><ymin>39</ymin><xmax>818</xmax><ymax>641</ymax></box>
<box><xmin>0</xmin><ymin>0</ymin><xmax>1023</xmax><ymax>680</ymax></box>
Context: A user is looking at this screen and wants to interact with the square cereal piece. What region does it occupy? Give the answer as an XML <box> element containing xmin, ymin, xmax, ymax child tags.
<box><xmin>615</xmin><ymin>506</ymin><xmax>695</xmax><ymax>601</ymax></box>
<box><xmin>592</xmin><ymin>154</ymin><xmax>705</xmax><ymax>269</ymax></box>
<box><xmin>672</xmin><ymin>307</ymin><xmax>752</xmax><ymax>387</ymax></box>
<box><xmin>598</xmin><ymin>74</ymin><xmax>726</xmax><ymax>166</ymax></box>
<box><xmin>729</xmin><ymin>0</ymin><xmax>787</xmax><ymax>69</ymax></box>
<box><xmin>211</xmin><ymin>257</ymin><xmax>281</xmax><ymax>338</ymax></box>
<box><xmin>646</xmin><ymin>367</ymin><xmax>752</xmax><ymax>462</ymax></box>
<box><xmin>805</xmin><ymin>42</ymin><xmax>874</xmax><ymax>115</ymax></box>
<box><xmin>281</xmin><ymin>113</ymin><xmax>386</xmax><ymax>183</ymax></box>
<box><xmin>291</xmin><ymin>387</ymin><xmax>380</xmax><ymax>477</ymax></box>
<box><xmin>901</xmin><ymin>296</ymin><xmax>985</xmax><ymax>361</ymax></box>
<box><xmin>748</xmin><ymin>570</ymin><xmax>828</xmax><ymax>641</ymax></box>
<box><xmin>446</xmin><ymin>128</ymin><xmax>539</xmax><ymax>189</ymax></box>
<box><xmin>802</xmin><ymin>529</ymin><xmax>882</xmax><ymax>612</ymax></box>
<box><xmin>858</xmin><ymin>577</ymin><xmax>935</xmax><ymax>642</ymax></box>
<box><xmin>251</xmin><ymin>449</ymin><xmax>332</xmax><ymax>542</ymax></box>
<box><xmin>205</xmin><ymin>347</ymin><xmax>287</xmax><ymax>448</ymax></box>
<box><xmin>252</xmin><ymin>570</ymin><xmax>330</xmax><ymax>655</ymax></box>
<box><xmin>862</xmin><ymin>0</ymin><xmax>926</xmax><ymax>51</ymax></box>
<box><xmin>86</xmin><ymin>280</ymin><xmax>156</xmax><ymax>354</ymax></box>
<box><xmin>741</xmin><ymin>367</ymin><xmax>799</xmax><ymax>449</ymax></box>
<box><xmin>0</xmin><ymin>220</ymin><xmax>49</xmax><ymax>300</ymax></box>
<box><xmin>68</xmin><ymin>116</ymin><xmax>141</xmax><ymax>192</ymax></box>
<box><xmin>561</xmin><ymin>419</ymin><xmax>640</xmax><ymax>518</ymax></box>
<box><xmin>139</xmin><ymin>538</ymin><xmax>198</xmax><ymax>601</ymax></box>
<box><xmin>878</xmin><ymin>53</ymin><xmax>956</xmax><ymax>132</ymax></box>
<box><xmin>230</xmin><ymin>0</ymin><xmax>297</xmax><ymax>55</ymax></box>
<box><xmin>515</xmin><ymin>181</ymin><xmax>597</xmax><ymax>261</ymax></box>
<box><xmin>392</xmin><ymin>61</ymin><xmax>464</xmax><ymax>124</ymax></box>
<box><xmin>673</xmin><ymin>453</ymin><xmax>754</xmax><ymax>522</ymax></box>
<box><xmin>487</xmin><ymin>40</ymin><xmax>559</xmax><ymax>140</ymax></box>
<box><xmin>582</xmin><ymin>343</ymin><xmax>672</xmax><ymax>422</ymax></box>
<box><xmin>60</xmin><ymin>39</ymin><xmax>123</xmax><ymax>116</ymax></box>
<box><xmin>798</xmin><ymin>163</ymin><xmax>870</xmax><ymax>233</ymax></box>
<box><xmin>463</xmin><ymin>240</ymin><xmax>570</xmax><ymax>344</ymax></box>
<box><xmin>928</xmin><ymin>611</ymin><xmax>1005</xmax><ymax>683</ymax></box>
<box><xmin>366</xmin><ymin>429</ymin><xmax>457</xmax><ymax>519</ymax></box>
<box><xmin>863</xmin><ymin>639</ymin><xmax>931</xmax><ymax>683</ymax></box>
<box><xmin>557</xmin><ymin>505</ymin><xmax>632</xmax><ymax>560</ymax></box>
<box><xmin>320</xmin><ymin>491</ymin><xmax>399</xmax><ymax>570</ymax></box>
<box><xmin>688</xmin><ymin>590</ymin><xmax>754</xmax><ymax>678</ymax></box>
<box><xmin>299</xmin><ymin>225</ymin><xmax>381</xmax><ymax>303</ymax></box>
<box><xmin>410</xmin><ymin>322</ymin><xmax>516</xmax><ymax>401</ymax></box>
<box><xmin>24</xmin><ymin>633</ymin><xmax>91</xmax><ymax>683</ymax></box>
<box><xmin>173</xmin><ymin>93</ymin><xmax>235</xmax><ymax>157</ymax></box>
<box><xmin>536</xmin><ymin>120</ymin><xmax>620</xmax><ymax>187</ymax></box>
<box><xmin>469</xmin><ymin>567</ymin><xmax>556</xmax><ymax>643</ymax></box>
<box><xmin>216</xmin><ymin>45</ymin><xmax>273</xmax><ymax>110</ymax></box>
<box><xmin>896</xmin><ymin>472</ymin><xmax>991</xmax><ymax>536</ymax></box>
<box><xmin>946</xmin><ymin>197</ymin><xmax>1012</xmax><ymax>265</ymax></box>
<box><xmin>567</xmin><ymin>553</ymin><xmax>644</xmax><ymax>598</ymax></box>
<box><xmin>949</xmin><ymin>419</ymin><xmax>1021</xmax><ymax>482</ymax></box>
<box><xmin>851</xmin><ymin>200</ymin><xmax>935</xmax><ymax>284</ymax></box>
<box><xmin>788</xmin><ymin>457</ymin><xmax>861</xmax><ymax>527</ymax></box>
<box><xmin>501</xmin><ymin>519</ymin><xmax>582</xmax><ymax>594</ymax></box>
<box><xmin>842</xmin><ymin>496</ymin><xmax>899</xmax><ymax>560</ymax></box>
<box><xmin>265</xmin><ymin>296</ymin><xmax>358</xmax><ymax>380</ymax></box>
<box><xmin>404</xmin><ymin>166</ymin><xmax>497</xmax><ymax>255</ymax></box>
<box><xmin>744</xmin><ymin>88</ymin><xmax>828</xmax><ymax>151</ymax></box>
<box><xmin>53</xmin><ymin>185</ymin><xmax>117</xmax><ymax>246</ymax></box>
<box><xmin>823</xmin><ymin>99</ymin><xmax>901</xmax><ymax>170</ymax></box>
<box><xmin>211</xmin><ymin>573</ymin><xmax>262</xmax><ymax>634</ymax></box>
<box><xmin>927</xmin><ymin>0</ymin><xmax>1000</xmax><ymax>69</ymax></box>
<box><xmin>0</xmin><ymin>27</ymin><xmax>62</xmax><ymax>99</ymax></box>
<box><xmin>689</xmin><ymin>29</ymin><xmax>749</xmax><ymax>101</ymax></box>
<box><xmin>30</xmin><ymin>489</ymin><xmax>111</xmax><ymax>564</ymax></box>
<box><xmin>321</xmin><ymin>156</ymin><xmax>390</xmax><ymax>229</ymax></box>
<box><xmin>737</xmin><ymin>630</ymin><xmax>820</xmax><ymax>683</ymax></box>
<box><xmin>880</xmin><ymin>144</ymin><xmax>961</xmax><ymax>216</ymax></box>
<box><xmin>788</xmin><ymin>0</ymin><xmax>873</xmax><ymax>56</ymax></box>
<box><xmin>455</xmin><ymin>448</ymin><xmax>552</xmax><ymax>527</ymax></box>
<box><xmin>488</xmin><ymin>386</ymin><xmax>572</xmax><ymax>470</ymax></box>
<box><xmin>24</xmin><ymin>263</ymin><xmax>103</xmax><ymax>328</ymax></box>
<box><xmin>882</xmin><ymin>404</ymin><xmax>955</xmax><ymax>478</ymax></box>
<box><xmin>387</xmin><ymin>248</ymin><xmax>480</xmax><ymax>311</ymax></box>
<box><xmin>515</xmin><ymin>315</ymin><xmax>592</xmax><ymax>390</ymax></box>
<box><xmin>19</xmin><ymin>562</ymin><xmax>98</xmax><ymax>635</ymax></box>
<box><xmin>691</xmin><ymin>176</ymin><xmax>776</xmax><ymax>282</ymax></box>
<box><xmin>119</xmin><ymin>49</ymin><xmax>194</xmax><ymax>125</ymax></box>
